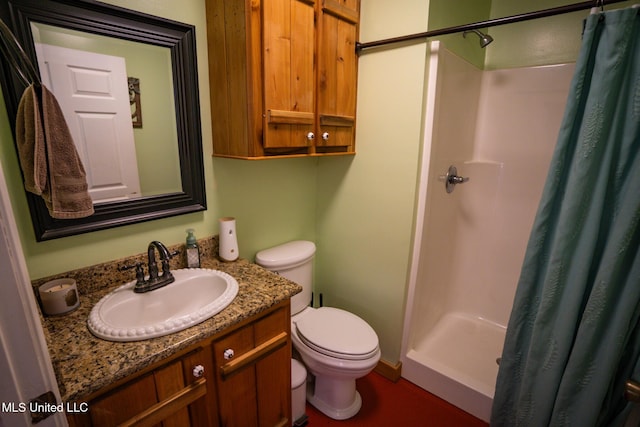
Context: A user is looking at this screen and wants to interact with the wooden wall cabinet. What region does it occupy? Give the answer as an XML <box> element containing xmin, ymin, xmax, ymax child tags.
<box><xmin>207</xmin><ymin>0</ymin><xmax>360</xmax><ymax>159</ymax></box>
<box><xmin>67</xmin><ymin>301</ymin><xmax>291</xmax><ymax>427</ymax></box>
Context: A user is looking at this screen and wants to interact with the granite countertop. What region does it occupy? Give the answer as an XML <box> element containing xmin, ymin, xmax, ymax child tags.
<box><xmin>37</xmin><ymin>244</ymin><xmax>301</xmax><ymax>403</ymax></box>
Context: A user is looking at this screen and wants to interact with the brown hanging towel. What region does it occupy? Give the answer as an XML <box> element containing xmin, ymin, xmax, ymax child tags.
<box><xmin>15</xmin><ymin>84</ymin><xmax>94</xmax><ymax>219</ymax></box>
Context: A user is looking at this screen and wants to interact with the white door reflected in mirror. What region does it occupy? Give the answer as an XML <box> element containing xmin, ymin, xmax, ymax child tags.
<box><xmin>35</xmin><ymin>43</ymin><xmax>141</xmax><ymax>204</ymax></box>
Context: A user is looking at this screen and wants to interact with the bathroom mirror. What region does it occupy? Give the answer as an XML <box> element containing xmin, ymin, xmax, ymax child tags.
<box><xmin>0</xmin><ymin>0</ymin><xmax>206</xmax><ymax>241</ymax></box>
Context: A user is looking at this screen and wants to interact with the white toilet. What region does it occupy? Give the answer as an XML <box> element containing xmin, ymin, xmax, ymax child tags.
<box><xmin>256</xmin><ymin>240</ymin><xmax>381</xmax><ymax>420</ymax></box>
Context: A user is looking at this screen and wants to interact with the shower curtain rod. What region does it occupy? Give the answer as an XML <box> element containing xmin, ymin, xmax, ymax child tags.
<box><xmin>356</xmin><ymin>0</ymin><xmax>630</xmax><ymax>53</ymax></box>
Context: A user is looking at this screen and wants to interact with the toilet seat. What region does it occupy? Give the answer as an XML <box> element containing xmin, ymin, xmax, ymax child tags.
<box><xmin>294</xmin><ymin>307</ymin><xmax>379</xmax><ymax>361</ymax></box>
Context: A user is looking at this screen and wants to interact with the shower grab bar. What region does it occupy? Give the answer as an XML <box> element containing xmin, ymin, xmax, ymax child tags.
<box><xmin>626</xmin><ymin>380</ymin><xmax>640</xmax><ymax>403</ymax></box>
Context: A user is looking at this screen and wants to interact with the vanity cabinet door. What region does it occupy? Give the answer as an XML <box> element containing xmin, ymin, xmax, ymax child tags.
<box><xmin>179</xmin><ymin>347</ymin><xmax>218</xmax><ymax>427</ymax></box>
<box><xmin>254</xmin><ymin>303</ymin><xmax>292</xmax><ymax>426</ymax></box>
<box><xmin>84</xmin><ymin>373</ymin><xmax>158</xmax><ymax>426</ymax></box>
<box><xmin>213</xmin><ymin>301</ymin><xmax>292</xmax><ymax>427</ymax></box>
<box><xmin>68</xmin><ymin>348</ymin><xmax>216</xmax><ymax>427</ymax></box>
<box><xmin>213</xmin><ymin>324</ymin><xmax>258</xmax><ymax>426</ymax></box>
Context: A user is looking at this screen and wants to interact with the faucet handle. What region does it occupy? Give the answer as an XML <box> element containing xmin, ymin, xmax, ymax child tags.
<box><xmin>163</xmin><ymin>250</ymin><xmax>179</xmax><ymax>270</ymax></box>
<box><xmin>119</xmin><ymin>262</ymin><xmax>145</xmax><ymax>283</ymax></box>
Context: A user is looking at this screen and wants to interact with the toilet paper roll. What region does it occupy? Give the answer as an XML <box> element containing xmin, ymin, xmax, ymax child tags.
<box><xmin>39</xmin><ymin>278</ymin><xmax>80</xmax><ymax>316</ymax></box>
<box><xmin>219</xmin><ymin>217</ymin><xmax>239</xmax><ymax>261</ymax></box>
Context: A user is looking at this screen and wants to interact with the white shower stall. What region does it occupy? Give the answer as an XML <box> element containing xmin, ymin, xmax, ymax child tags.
<box><xmin>401</xmin><ymin>41</ymin><xmax>575</xmax><ymax>421</ymax></box>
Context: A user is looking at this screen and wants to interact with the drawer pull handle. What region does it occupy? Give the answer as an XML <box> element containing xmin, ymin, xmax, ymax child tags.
<box><xmin>220</xmin><ymin>332</ymin><xmax>288</xmax><ymax>379</ymax></box>
<box><xmin>192</xmin><ymin>364</ymin><xmax>205</xmax><ymax>378</ymax></box>
<box><xmin>223</xmin><ymin>349</ymin><xmax>235</xmax><ymax>360</ymax></box>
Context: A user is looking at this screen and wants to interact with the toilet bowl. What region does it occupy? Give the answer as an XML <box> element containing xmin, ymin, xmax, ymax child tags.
<box><xmin>292</xmin><ymin>306</ymin><xmax>380</xmax><ymax>419</ymax></box>
<box><xmin>256</xmin><ymin>241</ymin><xmax>381</xmax><ymax>420</ymax></box>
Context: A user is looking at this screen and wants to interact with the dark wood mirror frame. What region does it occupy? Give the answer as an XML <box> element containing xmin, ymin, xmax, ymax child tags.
<box><xmin>0</xmin><ymin>0</ymin><xmax>206</xmax><ymax>241</ymax></box>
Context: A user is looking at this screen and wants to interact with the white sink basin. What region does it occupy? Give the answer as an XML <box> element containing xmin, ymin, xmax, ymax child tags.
<box><xmin>88</xmin><ymin>268</ymin><xmax>239</xmax><ymax>342</ymax></box>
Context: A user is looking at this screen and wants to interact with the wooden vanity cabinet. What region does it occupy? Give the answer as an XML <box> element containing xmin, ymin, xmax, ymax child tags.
<box><xmin>206</xmin><ymin>0</ymin><xmax>360</xmax><ymax>159</ymax></box>
<box><xmin>67</xmin><ymin>300</ymin><xmax>292</xmax><ymax>427</ymax></box>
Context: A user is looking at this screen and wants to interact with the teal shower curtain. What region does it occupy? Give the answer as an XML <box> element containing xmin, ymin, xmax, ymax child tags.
<box><xmin>491</xmin><ymin>7</ymin><xmax>640</xmax><ymax>427</ymax></box>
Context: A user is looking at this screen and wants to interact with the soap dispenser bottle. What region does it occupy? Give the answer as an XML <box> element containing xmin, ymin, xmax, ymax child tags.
<box><xmin>185</xmin><ymin>229</ymin><xmax>200</xmax><ymax>268</ymax></box>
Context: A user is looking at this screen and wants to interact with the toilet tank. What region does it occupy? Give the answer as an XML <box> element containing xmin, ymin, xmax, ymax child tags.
<box><xmin>255</xmin><ymin>241</ymin><xmax>315</xmax><ymax>315</ymax></box>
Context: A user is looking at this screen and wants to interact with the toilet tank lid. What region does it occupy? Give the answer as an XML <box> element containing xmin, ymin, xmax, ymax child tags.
<box><xmin>255</xmin><ymin>240</ymin><xmax>316</xmax><ymax>269</ymax></box>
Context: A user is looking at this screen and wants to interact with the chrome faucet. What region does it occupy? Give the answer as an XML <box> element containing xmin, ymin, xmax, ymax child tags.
<box><xmin>120</xmin><ymin>241</ymin><xmax>177</xmax><ymax>293</ymax></box>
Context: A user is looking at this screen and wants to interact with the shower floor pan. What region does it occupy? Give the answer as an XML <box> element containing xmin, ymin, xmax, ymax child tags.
<box><xmin>403</xmin><ymin>312</ymin><xmax>506</xmax><ymax>422</ymax></box>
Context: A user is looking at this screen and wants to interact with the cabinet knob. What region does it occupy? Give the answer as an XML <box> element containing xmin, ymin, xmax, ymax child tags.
<box><xmin>223</xmin><ymin>349</ymin><xmax>235</xmax><ymax>360</ymax></box>
<box><xmin>322</xmin><ymin>132</ymin><xmax>329</xmax><ymax>141</ymax></box>
<box><xmin>306</xmin><ymin>132</ymin><xmax>315</xmax><ymax>141</ymax></box>
<box><xmin>192</xmin><ymin>364</ymin><xmax>205</xmax><ymax>378</ymax></box>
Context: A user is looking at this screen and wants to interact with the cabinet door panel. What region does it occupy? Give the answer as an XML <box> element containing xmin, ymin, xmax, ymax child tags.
<box><xmin>214</xmin><ymin>325</ymin><xmax>258</xmax><ymax>427</ymax></box>
<box><xmin>254</xmin><ymin>306</ymin><xmax>291</xmax><ymax>427</ymax></box>
<box><xmin>253</xmin><ymin>306</ymin><xmax>289</xmax><ymax>344</ymax></box>
<box><xmin>317</xmin><ymin>5</ymin><xmax>358</xmax><ymax>149</ymax></box>
<box><xmin>256</xmin><ymin>345</ymin><xmax>291</xmax><ymax>427</ymax></box>
<box><xmin>322</xmin><ymin>0</ymin><xmax>359</xmax><ymax>23</ymax></box>
<box><xmin>263</xmin><ymin>0</ymin><xmax>315</xmax><ymax>148</ymax></box>
<box><xmin>181</xmin><ymin>348</ymin><xmax>218</xmax><ymax>427</ymax></box>
<box><xmin>89</xmin><ymin>374</ymin><xmax>159</xmax><ymax>427</ymax></box>
<box><xmin>154</xmin><ymin>361</ymin><xmax>190</xmax><ymax>427</ymax></box>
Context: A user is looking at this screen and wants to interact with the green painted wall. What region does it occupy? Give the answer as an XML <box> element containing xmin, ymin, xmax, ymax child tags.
<box><xmin>428</xmin><ymin>0</ymin><xmax>491</xmax><ymax>69</ymax></box>
<box><xmin>0</xmin><ymin>0</ymin><xmax>317</xmax><ymax>279</ymax></box>
<box><xmin>315</xmin><ymin>0</ymin><xmax>430</xmax><ymax>364</ymax></box>
<box><xmin>486</xmin><ymin>0</ymin><xmax>637</xmax><ymax>69</ymax></box>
